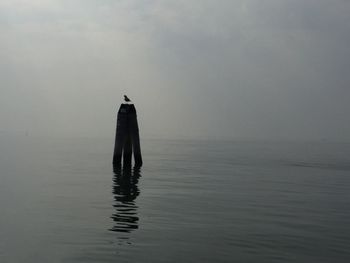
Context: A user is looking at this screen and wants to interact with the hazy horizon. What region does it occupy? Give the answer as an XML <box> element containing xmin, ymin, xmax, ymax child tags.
<box><xmin>1</xmin><ymin>0</ymin><xmax>350</xmax><ymax>141</ymax></box>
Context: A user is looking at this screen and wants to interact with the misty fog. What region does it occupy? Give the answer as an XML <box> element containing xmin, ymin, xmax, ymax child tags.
<box><xmin>1</xmin><ymin>0</ymin><xmax>349</xmax><ymax>141</ymax></box>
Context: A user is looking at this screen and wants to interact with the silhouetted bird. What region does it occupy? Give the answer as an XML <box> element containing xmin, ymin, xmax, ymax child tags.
<box><xmin>124</xmin><ymin>95</ymin><xmax>131</xmax><ymax>102</ymax></box>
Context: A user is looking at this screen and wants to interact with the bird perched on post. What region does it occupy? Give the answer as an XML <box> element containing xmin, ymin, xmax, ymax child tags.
<box><xmin>124</xmin><ymin>95</ymin><xmax>131</xmax><ymax>102</ymax></box>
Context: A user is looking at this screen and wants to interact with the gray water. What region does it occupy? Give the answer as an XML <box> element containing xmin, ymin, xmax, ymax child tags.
<box><xmin>1</xmin><ymin>136</ymin><xmax>350</xmax><ymax>263</ymax></box>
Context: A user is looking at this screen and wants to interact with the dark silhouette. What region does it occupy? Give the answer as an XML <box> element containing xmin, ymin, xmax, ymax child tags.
<box><xmin>113</xmin><ymin>103</ymin><xmax>142</xmax><ymax>168</ymax></box>
<box><xmin>110</xmin><ymin>166</ymin><xmax>141</xmax><ymax>242</ymax></box>
<box><xmin>124</xmin><ymin>95</ymin><xmax>131</xmax><ymax>102</ymax></box>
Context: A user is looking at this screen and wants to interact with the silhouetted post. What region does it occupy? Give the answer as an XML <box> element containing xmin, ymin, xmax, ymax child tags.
<box><xmin>113</xmin><ymin>104</ymin><xmax>142</xmax><ymax>168</ymax></box>
<box><xmin>129</xmin><ymin>112</ymin><xmax>142</xmax><ymax>167</ymax></box>
<box><xmin>123</xmin><ymin>134</ymin><xmax>132</xmax><ymax>168</ymax></box>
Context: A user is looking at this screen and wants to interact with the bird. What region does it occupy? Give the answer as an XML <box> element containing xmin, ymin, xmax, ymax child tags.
<box><xmin>124</xmin><ymin>95</ymin><xmax>131</xmax><ymax>102</ymax></box>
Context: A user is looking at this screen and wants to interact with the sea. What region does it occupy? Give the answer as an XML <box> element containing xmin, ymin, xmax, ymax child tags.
<box><xmin>1</xmin><ymin>135</ymin><xmax>350</xmax><ymax>263</ymax></box>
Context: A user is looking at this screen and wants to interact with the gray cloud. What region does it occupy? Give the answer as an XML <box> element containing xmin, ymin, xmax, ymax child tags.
<box><xmin>1</xmin><ymin>0</ymin><xmax>349</xmax><ymax>140</ymax></box>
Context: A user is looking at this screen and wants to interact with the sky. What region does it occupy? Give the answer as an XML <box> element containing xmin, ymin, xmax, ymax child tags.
<box><xmin>1</xmin><ymin>0</ymin><xmax>350</xmax><ymax>140</ymax></box>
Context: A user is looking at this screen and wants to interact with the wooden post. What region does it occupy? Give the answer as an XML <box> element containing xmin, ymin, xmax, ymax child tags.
<box><xmin>129</xmin><ymin>109</ymin><xmax>143</xmax><ymax>167</ymax></box>
<box><xmin>123</xmin><ymin>133</ymin><xmax>132</xmax><ymax>168</ymax></box>
<box><xmin>113</xmin><ymin>103</ymin><xmax>142</xmax><ymax>168</ymax></box>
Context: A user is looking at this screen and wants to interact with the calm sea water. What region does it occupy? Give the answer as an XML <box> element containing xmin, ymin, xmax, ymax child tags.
<box><xmin>1</xmin><ymin>136</ymin><xmax>350</xmax><ymax>263</ymax></box>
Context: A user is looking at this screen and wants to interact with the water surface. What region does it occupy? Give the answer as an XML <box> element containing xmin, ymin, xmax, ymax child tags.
<box><xmin>1</xmin><ymin>136</ymin><xmax>350</xmax><ymax>262</ymax></box>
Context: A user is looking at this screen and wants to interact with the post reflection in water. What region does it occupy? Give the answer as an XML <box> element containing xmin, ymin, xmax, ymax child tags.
<box><xmin>110</xmin><ymin>166</ymin><xmax>141</xmax><ymax>243</ymax></box>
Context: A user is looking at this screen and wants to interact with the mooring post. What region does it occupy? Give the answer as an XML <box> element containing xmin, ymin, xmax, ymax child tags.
<box><xmin>123</xmin><ymin>133</ymin><xmax>132</xmax><ymax>168</ymax></box>
<box><xmin>113</xmin><ymin>104</ymin><xmax>128</xmax><ymax>167</ymax></box>
<box><xmin>113</xmin><ymin>103</ymin><xmax>142</xmax><ymax>168</ymax></box>
<box><xmin>129</xmin><ymin>107</ymin><xmax>143</xmax><ymax>167</ymax></box>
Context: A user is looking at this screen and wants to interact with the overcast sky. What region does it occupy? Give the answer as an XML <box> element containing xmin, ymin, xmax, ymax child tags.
<box><xmin>1</xmin><ymin>0</ymin><xmax>349</xmax><ymax>140</ymax></box>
